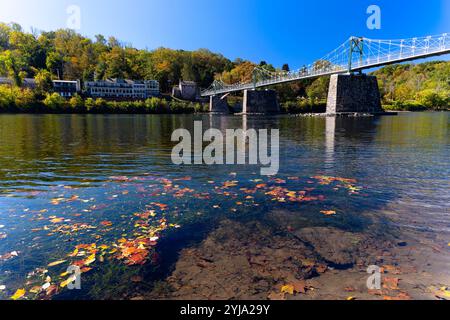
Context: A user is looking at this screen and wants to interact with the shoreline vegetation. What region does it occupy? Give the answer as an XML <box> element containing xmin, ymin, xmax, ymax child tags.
<box><xmin>0</xmin><ymin>90</ymin><xmax>448</xmax><ymax>115</ymax></box>
<box><xmin>0</xmin><ymin>85</ymin><xmax>447</xmax><ymax>115</ymax></box>
<box><xmin>0</xmin><ymin>88</ymin><xmax>448</xmax><ymax>115</ymax></box>
<box><xmin>0</xmin><ymin>22</ymin><xmax>448</xmax><ymax>114</ymax></box>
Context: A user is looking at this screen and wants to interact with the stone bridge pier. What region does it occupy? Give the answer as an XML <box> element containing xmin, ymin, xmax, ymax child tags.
<box><xmin>209</xmin><ymin>95</ymin><xmax>230</xmax><ymax>114</ymax></box>
<box><xmin>326</xmin><ymin>74</ymin><xmax>384</xmax><ymax>114</ymax></box>
<box><xmin>243</xmin><ymin>89</ymin><xmax>280</xmax><ymax>114</ymax></box>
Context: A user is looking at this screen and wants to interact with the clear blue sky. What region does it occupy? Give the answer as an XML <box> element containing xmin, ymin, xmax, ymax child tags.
<box><xmin>0</xmin><ymin>0</ymin><xmax>448</xmax><ymax>69</ymax></box>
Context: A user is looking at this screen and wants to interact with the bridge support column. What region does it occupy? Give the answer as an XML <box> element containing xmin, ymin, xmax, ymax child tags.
<box><xmin>209</xmin><ymin>95</ymin><xmax>229</xmax><ymax>114</ymax></box>
<box><xmin>243</xmin><ymin>89</ymin><xmax>280</xmax><ymax>114</ymax></box>
<box><xmin>326</xmin><ymin>74</ymin><xmax>384</xmax><ymax>114</ymax></box>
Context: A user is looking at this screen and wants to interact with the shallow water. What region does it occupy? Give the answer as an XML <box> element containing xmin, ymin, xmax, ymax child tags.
<box><xmin>0</xmin><ymin>112</ymin><xmax>448</xmax><ymax>300</ymax></box>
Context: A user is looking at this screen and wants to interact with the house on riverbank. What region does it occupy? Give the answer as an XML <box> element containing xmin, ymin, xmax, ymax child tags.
<box><xmin>0</xmin><ymin>77</ymin><xmax>81</xmax><ymax>98</ymax></box>
<box><xmin>53</xmin><ymin>80</ymin><xmax>81</xmax><ymax>98</ymax></box>
<box><xmin>0</xmin><ymin>77</ymin><xmax>37</xmax><ymax>89</ymax></box>
<box><xmin>172</xmin><ymin>80</ymin><xmax>199</xmax><ymax>101</ymax></box>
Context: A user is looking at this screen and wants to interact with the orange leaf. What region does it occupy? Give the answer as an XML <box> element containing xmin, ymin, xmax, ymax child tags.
<box><xmin>383</xmin><ymin>277</ymin><xmax>399</xmax><ymax>290</ymax></box>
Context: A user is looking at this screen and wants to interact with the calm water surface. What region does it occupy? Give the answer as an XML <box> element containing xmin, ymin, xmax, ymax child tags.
<box><xmin>0</xmin><ymin>113</ymin><xmax>448</xmax><ymax>299</ymax></box>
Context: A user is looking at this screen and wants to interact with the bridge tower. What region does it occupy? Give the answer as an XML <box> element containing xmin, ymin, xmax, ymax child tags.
<box><xmin>242</xmin><ymin>89</ymin><xmax>280</xmax><ymax>114</ymax></box>
<box><xmin>208</xmin><ymin>80</ymin><xmax>231</xmax><ymax>114</ymax></box>
<box><xmin>209</xmin><ymin>94</ymin><xmax>229</xmax><ymax>114</ymax></box>
<box><xmin>326</xmin><ymin>37</ymin><xmax>384</xmax><ymax>115</ymax></box>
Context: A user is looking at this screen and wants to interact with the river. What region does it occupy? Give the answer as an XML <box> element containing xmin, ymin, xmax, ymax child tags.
<box><xmin>0</xmin><ymin>112</ymin><xmax>448</xmax><ymax>300</ymax></box>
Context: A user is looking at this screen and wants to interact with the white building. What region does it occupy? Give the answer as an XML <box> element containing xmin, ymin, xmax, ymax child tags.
<box><xmin>85</xmin><ymin>79</ymin><xmax>159</xmax><ymax>99</ymax></box>
<box><xmin>52</xmin><ymin>80</ymin><xmax>81</xmax><ymax>97</ymax></box>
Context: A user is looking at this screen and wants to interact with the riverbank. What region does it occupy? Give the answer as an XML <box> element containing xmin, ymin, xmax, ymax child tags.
<box><xmin>0</xmin><ymin>87</ymin><xmax>208</xmax><ymax>114</ymax></box>
<box><xmin>1</xmin><ymin>86</ymin><xmax>448</xmax><ymax>114</ymax></box>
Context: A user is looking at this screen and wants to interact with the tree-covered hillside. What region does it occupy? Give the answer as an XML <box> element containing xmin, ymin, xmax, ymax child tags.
<box><xmin>373</xmin><ymin>61</ymin><xmax>449</xmax><ymax>110</ymax></box>
<box><xmin>0</xmin><ymin>22</ymin><xmax>234</xmax><ymax>92</ymax></box>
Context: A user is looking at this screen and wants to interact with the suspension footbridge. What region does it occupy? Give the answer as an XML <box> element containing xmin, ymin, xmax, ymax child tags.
<box><xmin>201</xmin><ymin>34</ymin><xmax>450</xmax><ymax>97</ymax></box>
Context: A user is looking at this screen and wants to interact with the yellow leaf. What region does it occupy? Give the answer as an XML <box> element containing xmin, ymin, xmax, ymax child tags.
<box><xmin>29</xmin><ymin>286</ymin><xmax>41</xmax><ymax>294</ymax></box>
<box><xmin>280</xmin><ymin>285</ymin><xmax>295</xmax><ymax>295</ymax></box>
<box><xmin>438</xmin><ymin>288</ymin><xmax>450</xmax><ymax>298</ymax></box>
<box><xmin>347</xmin><ymin>296</ymin><xmax>356</xmax><ymax>300</ymax></box>
<box><xmin>69</xmin><ymin>248</ymin><xmax>79</xmax><ymax>257</ymax></box>
<box><xmin>11</xmin><ymin>288</ymin><xmax>25</xmax><ymax>300</ymax></box>
<box><xmin>48</xmin><ymin>260</ymin><xmax>66</xmax><ymax>267</ymax></box>
<box><xmin>60</xmin><ymin>275</ymin><xmax>77</xmax><ymax>288</ymax></box>
<box><xmin>84</xmin><ymin>254</ymin><xmax>96</xmax><ymax>266</ymax></box>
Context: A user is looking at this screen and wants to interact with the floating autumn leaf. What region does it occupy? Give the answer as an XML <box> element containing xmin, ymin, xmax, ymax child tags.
<box><xmin>153</xmin><ymin>203</ymin><xmax>168</xmax><ymax>210</ymax></box>
<box><xmin>346</xmin><ymin>296</ymin><xmax>356</xmax><ymax>300</ymax></box>
<box><xmin>315</xmin><ymin>264</ymin><xmax>328</xmax><ymax>273</ymax></box>
<box><xmin>280</xmin><ymin>285</ymin><xmax>295</xmax><ymax>295</ymax></box>
<box><xmin>68</xmin><ymin>248</ymin><xmax>79</xmax><ymax>257</ymax></box>
<box><xmin>368</xmin><ymin>289</ymin><xmax>383</xmax><ymax>296</ymax></box>
<box><xmin>0</xmin><ymin>251</ymin><xmax>19</xmax><ymax>262</ymax></box>
<box><xmin>381</xmin><ymin>265</ymin><xmax>401</xmax><ymax>275</ymax></box>
<box><xmin>30</xmin><ymin>286</ymin><xmax>41</xmax><ymax>294</ymax></box>
<box><xmin>68</xmin><ymin>195</ymin><xmax>79</xmax><ymax>202</ymax></box>
<box><xmin>11</xmin><ymin>288</ymin><xmax>25</xmax><ymax>300</ymax></box>
<box><xmin>383</xmin><ymin>277</ymin><xmax>399</xmax><ymax>290</ymax></box>
<box><xmin>48</xmin><ymin>260</ymin><xmax>67</xmax><ymax>267</ymax></box>
<box><xmin>100</xmin><ymin>221</ymin><xmax>113</xmax><ymax>227</ymax></box>
<box><xmin>84</xmin><ymin>254</ymin><xmax>96</xmax><ymax>266</ymax></box>
<box><xmin>81</xmin><ymin>267</ymin><xmax>92</xmax><ymax>273</ymax></box>
<box><xmin>46</xmin><ymin>285</ymin><xmax>58</xmax><ymax>296</ymax></box>
<box><xmin>320</xmin><ymin>210</ymin><xmax>336</xmax><ymax>216</ymax></box>
<box><xmin>126</xmin><ymin>251</ymin><xmax>148</xmax><ymax>266</ymax></box>
<box><xmin>50</xmin><ymin>218</ymin><xmax>64</xmax><ymax>224</ymax></box>
<box><xmin>51</xmin><ymin>198</ymin><xmax>63</xmax><ymax>205</ymax></box>
<box><xmin>60</xmin><ymin>275</ymin><xmax>77</xmax><ymax>288</ymax></box>
<box><xmin>435</xmin><ymin>287</ymin><xmax>450</xmax><ymax>300</ymax></box>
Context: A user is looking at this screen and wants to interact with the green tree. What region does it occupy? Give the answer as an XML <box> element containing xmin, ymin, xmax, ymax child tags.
<box><xmin>46</xmin><ymin>51</ymin><xmax>64</xmax><ymax>78</ymax></box>
<box><xmin>43</xmin><ymin>92</ymin><xmax>66</xmax><ymax>110</ymax></box>
<box><xmin>416</xmin><ymin>89</ymin><xmax>449</xmax><ymax>109</ymax></box>
<box><xmin>306</xmin><ymin>77</ymin><xmax>330</xmax><ymax>100</ymax></box>
<box><xmin>34</xmin><ymin>69</ymin><xmax>54</xmax><ymax>94</ymax></box>
<box><xmin>0</xmin><ymin>50</ymin><xmax>27</xmax><ymax>86</ymax></box>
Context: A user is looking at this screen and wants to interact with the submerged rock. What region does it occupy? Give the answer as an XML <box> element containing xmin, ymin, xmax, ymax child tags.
<box><xmin>293</xmin><ymin>227</ymin><xmax>364</xmax><ymax>267</ymax></box>
<box><xmin>150</xmin><ymin>219</ymin><xmax>322</xmax><ymax>300</ymax></box>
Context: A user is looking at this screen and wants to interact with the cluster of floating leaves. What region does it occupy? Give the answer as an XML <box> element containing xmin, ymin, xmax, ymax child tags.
<box><xmin>0</xmin><ymin>173</ymin><xmax>364</xmax><ymax>300</ymax></box>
